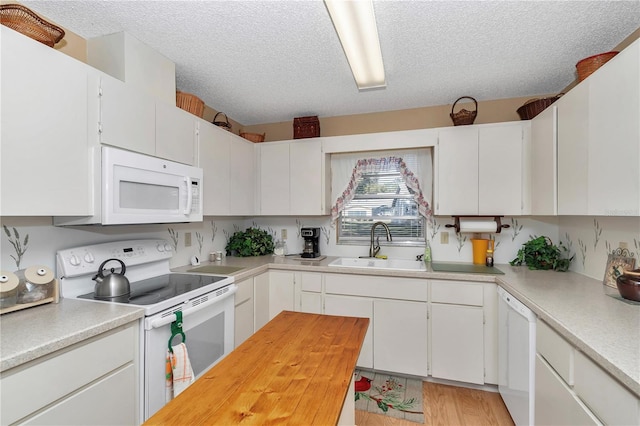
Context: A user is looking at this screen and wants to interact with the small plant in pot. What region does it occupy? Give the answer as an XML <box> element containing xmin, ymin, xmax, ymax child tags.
<box><xmin>225</xmin><ymin>227</ymin><xmax>274</xmax><ymax>257</ymax></box>
<box><xmin>510</xmin><ymin>235</ymin><xmax>574</xmax><ymax>272</ymax></box>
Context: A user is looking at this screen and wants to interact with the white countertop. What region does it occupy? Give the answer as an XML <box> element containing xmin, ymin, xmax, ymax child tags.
<box><xmin>2</xmin><ymin>255</ymin><xmax>638</xmax><ymax>399</ymax></box>
<box><xmin>0</xmin><ymin>298</ymin><xmax>143</xmax><ymax>372</ymax></box>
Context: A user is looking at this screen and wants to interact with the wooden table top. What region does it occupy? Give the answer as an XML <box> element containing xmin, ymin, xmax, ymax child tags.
<box><xmin>145</xmin><ymin>310</ymin><xmax>369</xmax><ymax>425</ymax></box>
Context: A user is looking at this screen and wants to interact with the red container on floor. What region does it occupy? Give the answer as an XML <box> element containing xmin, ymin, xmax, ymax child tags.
<box><xmin>293</xmin><ymin>116</ymin><xmax>320</xmax><ymax>139</ymax></box>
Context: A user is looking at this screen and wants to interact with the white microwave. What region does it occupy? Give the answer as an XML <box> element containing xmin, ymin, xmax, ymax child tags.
<box><xmin>55</xmin><ymin>147</ymin><xmax>203</xmax><ymax>225</ymax></box>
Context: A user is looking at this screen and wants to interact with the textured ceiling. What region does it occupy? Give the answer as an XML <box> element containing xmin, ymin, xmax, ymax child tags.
<box><xmin>21</xmin><ymin>0</ymin><xmax>640</xmax><ymax>126</ymax></box>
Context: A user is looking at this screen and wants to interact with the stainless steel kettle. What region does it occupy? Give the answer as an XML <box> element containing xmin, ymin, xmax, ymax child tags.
<box><xmin>92</xmin><ymin>258</ymin><xmax>130</xmax><ymax>299</ymax></box>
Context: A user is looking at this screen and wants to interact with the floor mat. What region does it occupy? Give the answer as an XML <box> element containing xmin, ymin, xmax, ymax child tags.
<box><xmin>354</xmin><ymin>369</ymin><xmax>424</xmax><ymax>424</ymax></box>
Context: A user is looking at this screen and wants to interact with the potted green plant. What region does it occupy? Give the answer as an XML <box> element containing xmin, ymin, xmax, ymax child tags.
<box><xmin>510</xmin><ymin>235</ymin><xmax>574</xmax><ymax>272</ymax></box>
<box><xmin>225</xmin><ymin>227</ymin><xmax>274</xmax><ymax>257</ymax></box>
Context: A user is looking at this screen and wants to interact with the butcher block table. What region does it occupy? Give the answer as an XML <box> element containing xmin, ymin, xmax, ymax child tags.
<box><xmin>145</xmin><ymin>310</ymin><xmax>369</xmax><ymax>425</ymax></box>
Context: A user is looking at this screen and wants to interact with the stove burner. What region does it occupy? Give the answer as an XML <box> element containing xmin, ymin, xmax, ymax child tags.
<box><xmin>78</xmin><ymin>273</ymin><xmax>230</xmax><ymax>306</ymax></box>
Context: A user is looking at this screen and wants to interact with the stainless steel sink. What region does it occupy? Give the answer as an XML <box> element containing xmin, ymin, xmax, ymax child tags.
<box><xmin>187</xmin><ymin>265</ymin><xmax>245</xmax><ymax>274</ymax></box>
<box><xmin>328</xmin><ymin>257</ymin><xmax>426</xmax><ymax>271</ymax></box>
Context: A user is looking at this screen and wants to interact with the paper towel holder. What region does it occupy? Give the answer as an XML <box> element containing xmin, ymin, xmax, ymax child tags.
<box><xmin>445</xmin><ymin>216</ymin><xmax>510</xmax><ymax>234</ymax></box>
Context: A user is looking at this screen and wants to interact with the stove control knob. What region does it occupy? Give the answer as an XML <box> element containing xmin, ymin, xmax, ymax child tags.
<box><xmin>157</xmin><ymin>243</ymin><xmax>165</xmax><ymax>252</ymax></box>
<box><xmin>164</xmin><ymin>243</ymin><xmax>172</xmax><ymax>252</ymax></box>
<box><xmin>84</xmin><ymin>252</ymin><xmax>95</xmax><ymax>263</ymax></box>
<box><xmin>69</xmin><ymin>255</ymin><xmax>81</xmax><ymax>266</ymax></box>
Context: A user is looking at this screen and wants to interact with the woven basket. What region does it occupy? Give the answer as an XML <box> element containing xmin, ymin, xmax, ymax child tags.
<box><xmin>516</xmin><ymin>94</ymin><xmax>563</xmax><ymax>120</ymax></box>
<box><xmin>450</xmin><ymin>96</ymin><xmax>477</xmax><ymax>126</ymax></box>
<box><xmin>212</xmin><ymin>112</ymin><xmax>232</xmax><ymax>132</ymax></box>
<box><xmin>576</xmin><ymin>51</ymin><xmax>618</xmax><ymax>81</ymax></box>
<box><xmin>176</xmin><ymin>91</ymin><xmax>204</xmax><ymax>118</ymax></box>
<box><xmin>240</xmin><ymin>132</ymin><xmax>265</xmax><ymax>143</ymax></box>
<box><xmin>293</xmin><ymin>116</ymin><xmax>320</xmax><ymax>139</ymax></box>
<box><xmin>0</xmin><ymin>4</ymin><xmax>65</xmax><ymax>47</ymax></box>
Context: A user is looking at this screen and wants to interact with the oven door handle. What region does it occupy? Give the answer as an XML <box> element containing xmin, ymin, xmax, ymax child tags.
<box><xmin>147</xmin><ymin>284</ymin><xmax>237</xmax><ymax>330</ymax></box>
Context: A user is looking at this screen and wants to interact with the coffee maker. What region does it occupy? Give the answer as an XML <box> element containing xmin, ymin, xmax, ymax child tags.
<box><xmin>301</xmin><ymin>227</ymin><xmax>321</xmax><ymax>258</ymax></box>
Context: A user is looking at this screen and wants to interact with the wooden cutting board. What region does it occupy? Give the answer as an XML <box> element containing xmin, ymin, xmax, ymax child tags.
<box><xmin>145</xmin><ymin>311</ymin><xmax>369</xmax><ymax>425</ymax></box>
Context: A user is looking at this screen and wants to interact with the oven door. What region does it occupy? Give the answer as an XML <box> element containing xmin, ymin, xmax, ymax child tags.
<box><xmin>143</xmin><ymin>284</ymin><xmax>237</xmax><ymax>420</ymax></box>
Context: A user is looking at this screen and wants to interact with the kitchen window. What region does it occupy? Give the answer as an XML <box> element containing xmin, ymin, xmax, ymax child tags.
<box><xmin>331</xmin><ymin>149</ymin><xmax>432</xmax><ymax>246</ymax></box>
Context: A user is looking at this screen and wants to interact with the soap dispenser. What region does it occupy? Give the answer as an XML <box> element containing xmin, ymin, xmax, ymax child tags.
<box><xmin>424</xmin><ymin>240</ymin><xmax>432</xmax><ymax>264</ymax></box>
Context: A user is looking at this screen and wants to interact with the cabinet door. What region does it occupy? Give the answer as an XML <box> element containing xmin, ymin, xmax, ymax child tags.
<box><xmin>199</xmin><ymin>122</ymin><xmax>231</xmax><ymax>215</ymax></box>
<box><xmin>478</xmin><ymin>124</ymin><xmax>523</xmax><ymax>215</ymax></box>
<box><xmin>324</xmin><ymin>295</ymin><xmax>373</xmax><ymax>369</ymax></box>
<box><xmin>557</xmin><ymin>82</ymin><xmax>590</xmax><ymax>215</ymax></box>
<box><xmin>155</xmin><ymin>102</ymin><xmax>196</xmax><ymax>165</ymax></box>
<box><xmin>300</xmin><ymin>292</ymin><xmax>323</xmax><ymax>314</ymax></box>
<box><xmin>234</xmin><ymin>278</ymin><xmax>254</xmax><ymax>348</ymax></box>
<box><xmin>229</xmin><ymin>136</ymin><xmax>256</xmax><ymax>215</ymax></box>
<box><xmin>1</xmin><ymin>28</ymin><xmax>92</xmax><ymax>216</ymax></box>
<box><xmin>374</xmin><ymin>299</ymin><xmax>428</xmax><ymax>376</ymax></box>
<box><xmin>253</xmin><ymin>273</ymin><xmax>270</xmax><ymax>331</ymax></box>
<box><xmin>436</xmin><ymin>127</ymin><xmax>478</xmax><ymax>215</ymax></box>
<box><xmin>431</xmin><ymin>303</ymin><xmax>484</xmax><ymax>384</ymax></box>
<box><xmin>259</xmin><ymin>142</ymin><xmax>290</xmax><ymax>214</ymax></box>
<box><xmin>99</xmin><ymin>74</ymin><xmax>156</xmax><ymax>156</ymax></box>
<box><xmin>23</xmin><ymin>365</ymin><xmax>136</xmax><ymax>426</ymax></box>
<box><xmin>268</xmin><ymin>271</ymin><xmax>297</xmax><ymax>320</ymax></box>
<box><xmin>290</xmin><ymin>139</ymin><xmax>327</xmax><ymax>215</ymax></box>
<box><xmin>587</xmin><ymin>40</ymin><xmax>640</xmax><ymax>216</ymax></box>
<box><xmin>531</xmin><ymin>105</ymin><xmax>558</xmax><ymax>215</ymax></box>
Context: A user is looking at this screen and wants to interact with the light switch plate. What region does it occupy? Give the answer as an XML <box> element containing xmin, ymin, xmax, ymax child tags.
<box><xmin>185</xmin><ymin>232</ymin><xmax>192</xmax><ymax>247</ymax></box>
<box><xmin>282</xmin><ymin>229</ymin><xmax>287</xmax><ymax>240</ymax></box>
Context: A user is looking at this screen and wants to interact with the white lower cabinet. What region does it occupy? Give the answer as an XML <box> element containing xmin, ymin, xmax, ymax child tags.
<box><xmin>0</xmin><ymin>323</ymin><xmax>139</xmax><ymax>426</ymax></box>
<box><xmin>324</xmin><ymin>274</ymin><xmax>428</xmax><ymax>375</ymax></box>
<box><xmin>299</xmin><ymin>272</ymin><xmax>323</xmax><ymax>314</ymax></box>
<box><xmin>536</xmin><ymin>319</ymin><xmax>640</xmax><ymax>425</ymax></box>
<box><xmin>253</xmin><ymin>271</ymin><xmax>299</xmax><ymax>332</ymax></box>
<box><xmin>430</xmin><ymin>303</ymin><xmax>484</xmax><ymax>384</ymax></box>
<box><xmin>234</xmin><ymin>277</ymin><xmax>255</xmax><ymax>348</ymax></box>
<box><xmin>373</xmin><ymin>299</ymin><xmax>428</xmax><ymax>376</ymax></box>
<box><xmin>324</xmin><ymin>294</ymin><xmax>374</xmax><ymax>369</ymax></box>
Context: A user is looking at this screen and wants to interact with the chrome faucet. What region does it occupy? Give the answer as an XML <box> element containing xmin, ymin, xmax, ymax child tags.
<box><xmin>369</xmin><ymin>221</ymin><xmax>392</xmax><ymax>257</ymax></box>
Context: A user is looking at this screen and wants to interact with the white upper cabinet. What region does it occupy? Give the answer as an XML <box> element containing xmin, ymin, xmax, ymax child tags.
<box><xmin>98</xmin><ymin>74</ymin><xmax>156</xmax><ymax>156</ymax></box>
<box><xmin>258</xmin><ymin>138</ymin><xmax>329</xmax><ymax>216</ymax></box>
<box><xmin>228</xmin><ymin>135</ymin><xmax>256</xmax><ymax>216</ymax></box>
<box><xmin>1</xmin><ymin>28</ymin><xmax>92</xmax><ymax>216</ymax></box>
<box><xmin>557</xmin><ymin>39</ymin><xmax>640</xmax><ymax>216</ymax></box>
<box><xmin>155</xmin><ymin>102</ymin><xmax>197</xmax><ymax>165</ymax></box>
<box><xmin>587</xmin><ymin>40</ymin><xmax>639</xmax><ymax>216</ymax></box>
<box><xmin>199</xmin><ymin>121</ymin><xmax>231</xmax><ymax>216</ymax></box>
<box><xmin>436</xmin><ymin>122</ymin><xmax>529</xmax><ymax>216</ymax></box>
<box><xmin>531</xmin><ymin>105</ymin><xmax>558</xmax><ymax>215</ymax></box>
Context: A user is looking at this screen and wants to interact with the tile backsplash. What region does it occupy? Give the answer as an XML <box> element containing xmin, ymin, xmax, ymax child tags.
<box><xmin>1</xmin><ymin>215</ymin><xmax>636</xmax><ymax>282</ymax></box>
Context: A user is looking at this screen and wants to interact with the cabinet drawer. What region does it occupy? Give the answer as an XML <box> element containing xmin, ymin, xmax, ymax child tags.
<box><xmin>325</xmin><ymin>274</ymin><xmax>427</xmax><ymax>301</ymax></box>
<box><xmin>535</xmin><ymin>354</ymin><xmax>601</xmax><ymax>426</ymax></box>
<box><xmin>574</xmin><ymin>351</ymin><xmax>640</xmax><ymax>425</ymax></box>
<box><xmin>235</xmin><ymin>277</ymin><xmax>253</xmax><ymax>305</ymax></box>
<box><xmin>431</xmin><ymin>280</ymin><xmax>483</xmax><ymax>306</ymax></box>
<box><xmin>300</xmin><ymin>272</ymin><xmax>322</xmax><ymax>292</ymax></box>
<box><xmin>537</xmin><ymin>320</ymin><xmax>574</xmax><ymax>385</ymax></box>
<box><xmin>1</xmin><ymin>325</ymin><xmax>136</xmax><ymax>425</ymax></box>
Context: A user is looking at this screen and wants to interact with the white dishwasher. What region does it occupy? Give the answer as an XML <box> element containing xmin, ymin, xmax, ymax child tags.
<box><xmin>498</xmin><ymin>287</ymin><xmax>536</xmax><ymax>426</ymax></box>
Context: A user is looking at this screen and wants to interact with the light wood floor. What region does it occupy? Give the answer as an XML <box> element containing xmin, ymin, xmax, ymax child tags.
<box><xmin>355</xmin><ymin>381</ymin><xmax>515</xmax><ymax>426</ymax></box>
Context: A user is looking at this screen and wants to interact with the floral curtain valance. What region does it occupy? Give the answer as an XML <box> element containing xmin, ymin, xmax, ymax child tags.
<box><xmin>330</xmin><ymin>156</ymin><xmax>432</xmax><ymax>223</ymax></box>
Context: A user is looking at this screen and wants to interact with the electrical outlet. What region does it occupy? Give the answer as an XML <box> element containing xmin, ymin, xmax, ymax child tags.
<box><xmin>619</xmin><ymin>242</ymin><xmax>628</xmax><ymax>249</ymax></box>
<box><xmin>185</xmin><ymin>232</ymin><xmax>192</xmax><ymax>247</ymax></box>
<box><xmin>440</xmin><ymin>232</ymin><xmax>449</xmax><ymax>244</ymax></box>
<box><xmin>281</xmin><ymin>229</ymin><xmax>287</xmax><ymax>240</ymax></box>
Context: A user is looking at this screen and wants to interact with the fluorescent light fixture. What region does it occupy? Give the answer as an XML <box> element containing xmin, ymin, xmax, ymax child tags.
<box><xmin>325</xmin><ymin>0</ymin><xmax>386</xmax><ymax>90</ymax></box>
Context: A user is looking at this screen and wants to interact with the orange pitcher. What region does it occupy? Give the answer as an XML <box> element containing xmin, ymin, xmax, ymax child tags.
<box><xmin>471</xmin><ymin>239</ymin><xmax>490</xmax><ymax>265</ymax></box>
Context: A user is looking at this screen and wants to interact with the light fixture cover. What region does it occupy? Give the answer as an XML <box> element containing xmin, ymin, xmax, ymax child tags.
<box><xmin>325</xmin><ymin>0</ymin><xmax>386</xmax><ymax>90</ymax></box>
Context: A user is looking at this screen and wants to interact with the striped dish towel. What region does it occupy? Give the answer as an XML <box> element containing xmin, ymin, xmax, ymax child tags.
<box><xmin>165</xmin><ymin>343</ymin><xmax>195</xmax><ymax>402</ymax></box>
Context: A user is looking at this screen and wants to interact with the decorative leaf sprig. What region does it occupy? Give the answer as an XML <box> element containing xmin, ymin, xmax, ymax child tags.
<box><xmin>210</xmin><ymin>221</ymin><xmax>218</xmax><ymax>243</ymax></box>
<box><xmin>511</xmin><ymin>218</ymin><xmax>523</xmax><ymax>242</ymax></box>
<box><xmin>593</xmin><ymin>219</ymin><xmax>602</xmax><ymax>250</ymax></box>
<box><xmin>428</xmin><ymin>216</ymin><xmax>440</xmax><ymax>241</ymax></box>
<box><xmin>196</xmin><ymin>232</ymin><xmax>204</xmax><ymax>256</ymax></box>
<box><xmin>456</xmin><ymin>232</ymin><xmax>467</xmax><ymax>253</ymax></box>
<box><xmin>578</xmin><ymin>239</ymin><xmax>587</xmax><ymax>268</ymax></box>
<box><xmin>321</xmin><ymin>226</ymin><xmax>331</xmax><ymax>245</ymax></box>
<box><xmin>168</xmin><ymin>228</ymin><xmax>179</xmax><ymax>251</ymax></box>
<box><xmin>3</xmin><ymin>225</ymin><xmax>29</xmax><ymax>269</ymax></box>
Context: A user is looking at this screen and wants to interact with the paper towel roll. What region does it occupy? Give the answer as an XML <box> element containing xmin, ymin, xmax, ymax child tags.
<box><xmin>458</xmin><ymin>219</ymin><xmax>499</xmax><ymax>233</ymax></box>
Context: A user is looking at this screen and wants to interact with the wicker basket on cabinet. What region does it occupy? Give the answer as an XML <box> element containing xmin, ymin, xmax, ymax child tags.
<box><xmin>0</xmin><ymin>4</ymin><xmax>65</xmax><ymax>47</ymax></box>
<box><xmin>239</xmin><ymin>131</ymin><xmax>265</xmax><ymax>143</ymax></box>
<box><xmin>576</xmin><ymin>51</ymin><xmax>618</xmax><ymax>81</ymax></box>
<box><xmin>450</xmin><ymin>96</ymin><xmax>478</xmax><ymax>126</ymax></box>
<box><xmin>176</xmin><ymin>91</ymin><xmax>205</xmax><ymax>118</ymax></box>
